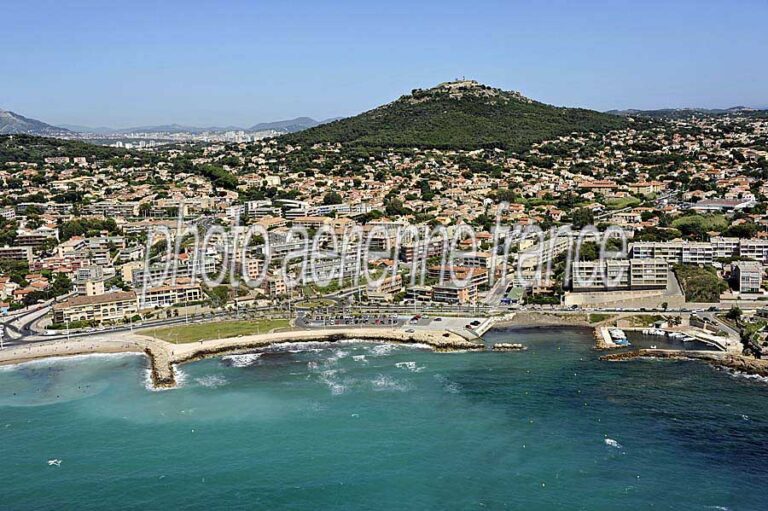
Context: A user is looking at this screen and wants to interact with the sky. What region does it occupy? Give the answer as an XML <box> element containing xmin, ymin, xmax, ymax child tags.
<box><xmin>2</xmin><ymin>0</ymin><xmax>767</xmax><ymax>128</ymax></box>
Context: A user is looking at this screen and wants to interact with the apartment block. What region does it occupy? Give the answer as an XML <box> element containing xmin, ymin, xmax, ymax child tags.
<box><xmin>732</xmin><ymin>262</ymin><xmax>763</xmax><ymax>293</ymax></box>
<box><xmin>629</xmin><ymin>241</ymin><xmax>713</xmax><ymax>265</ymax></box>
<box><xmin>0</xmin><ymin>245</ymin><xmax>33</xmax><ymax>264</ymax></box>
<box><xmin>572</xmin><ymin>258</ymin><xmax>668</xmax><ymax>292</ymax></box>
<box><xmin>53</xmin><ymin>291</ymin><xmax>138</xmax><ymax>324</ymax></box>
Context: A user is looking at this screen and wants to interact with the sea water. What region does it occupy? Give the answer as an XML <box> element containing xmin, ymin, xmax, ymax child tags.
<box><xmin>1</xmin><ymin>327</ymin><xmax>767</xmax><ymax>510</ymax></box>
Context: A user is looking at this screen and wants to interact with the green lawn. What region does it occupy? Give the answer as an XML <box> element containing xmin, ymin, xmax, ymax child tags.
<box><xmin>605</xmin><ymin>196</ymin><xmax>641</xmax><ymax>210</ymax></box>
<box><xmin>588</xmin><ymin>313</ymin><xmax>615</xmax><ymax>324</ymax></box>
<box><xmin>144</xmin><ymin>319</ymin><xmax>290</xmax><ymax>343</ymax></box>
<box><xmin>295</xmin><ymin>299</ymin><xmax>336</xmax><ymax>309</ymax></box>
<box><xmin>671</xmin><ymin>214</ymin><xmax>728</xmax><ymax>233</ymax></box>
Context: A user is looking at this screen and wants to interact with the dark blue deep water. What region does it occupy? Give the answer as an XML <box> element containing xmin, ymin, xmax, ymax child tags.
<box><xmin>1</xmin><ymin>327</ymin><xmax>767</xmax><ymax>510</ymax></box>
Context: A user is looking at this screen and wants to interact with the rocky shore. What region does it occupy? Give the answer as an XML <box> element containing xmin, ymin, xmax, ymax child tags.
<box><xmin>601</xmin><ymin>349</ymin><xmax>768</xmax><ymax>378</ymax></box>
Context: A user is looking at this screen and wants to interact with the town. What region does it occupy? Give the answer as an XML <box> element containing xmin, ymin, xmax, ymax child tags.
<box><xmin>2</xmin><ymin>108</ymin><xmax>768</xmax><ymax>358</ymax></box>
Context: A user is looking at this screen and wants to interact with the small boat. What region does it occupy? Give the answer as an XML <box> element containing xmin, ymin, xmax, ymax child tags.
<box><xmin>650</xmin><ymin>345</ymin><xmax>657</xmax><ymax>349</ymax></box>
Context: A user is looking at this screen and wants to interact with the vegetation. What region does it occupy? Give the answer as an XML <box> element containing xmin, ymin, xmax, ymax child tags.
<box><xmin>588</xmin><ymin>313</ymin><xmax>614</xmax><ymax>324</ymax></box>
<box><xmin>59</xmin><ymin>218</ymin><xmax>120</xmax><ymax>241</ymax></box>
<box><xmin>144</xmin><ymin>319</ymin><xmax>290</xmax><ymax>343</ymax></box>
<box><xmin>282</xmin><ymin>82</ymin><xmax>627</xmax><ymax>151</ymax></box>
<box><xmin>671</xmin><ymin>214</ymin><xmax>728</xmax><ymax>240</ymax></box>
<box><xmin>0</xmin><ymin>134</ymin><xmax>132</xmax><ymax>165</ymax></box>
<box><xmin>605</xmin><ymin>196</ymin><xmax>641</xmax><ymax>210</ymax></box>
<box><xmin>673</xmin><ymin>264</ymin><xmax>727</xmax><ymax>302</ymax></box>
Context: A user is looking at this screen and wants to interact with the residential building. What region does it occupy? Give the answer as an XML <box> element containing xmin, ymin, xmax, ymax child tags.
<box><xmin>732</xmin><ymin>262</ymin><xmax>762</xmax><ymax>293</ymax></box>
<box><xmin>52</xmin><ymin>291</ymin><xmax>138</xmax><ymax>324</ymax></box>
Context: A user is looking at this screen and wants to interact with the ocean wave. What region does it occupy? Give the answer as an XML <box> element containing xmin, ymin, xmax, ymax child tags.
<box><xmin>0</xmin><ymin>352</ymin><xmax>142</xmax><ymax>371</ymax></box>
<box><xmin>395</xmin><ymin>361</ymin><xmax>424</xmax><ymax>373</ymax></box>
<box><xmin>433</xmin><ymin>374</ymin><xmax>461</xmax><ymax>394</ymax></box>
<box><xmin>195</xmin><ymin>375</ymin><xmax>228</xmax><ymax>388</ymax></box>
<box><xmin>371</xmin><ymin>374</ymin><xmax>410</xmax><ymax>392</ymax></box>
<box><xmin>352</xmin><ymin>355</ymin><xmax>368</xmax><ymax>364</ymax></box>
<box><xmin>724</xmin><ymin>369</ymin><xmax>768</xmax><ymax>385</ymax></box>
<box><xmin>143</xmin><ymin>365</ymin><xmax>188</xmax><ymax>392</ymax></box>
<box><xmin>268</xmin><ymin>341</ymin><xmax>336</xmax><ymax>353</ymax></box>
<box><xmin>370</xmin><ymin>344</ymin><xmax>397</xmax><ymax>356</ymax></box>
<box><xmin>316</xmin><ymin>368</ymin><xmax>349</xmax><ymax>395</ymax></box>
<box><xmin>222</xmin><ymin>353</ymin><xmax>262</xmax><ymax>368</ymax></box>
<box><xmin>604</xmin><ymin>438</ymin><xmax>622</xmax><ymax>449</ymax></box>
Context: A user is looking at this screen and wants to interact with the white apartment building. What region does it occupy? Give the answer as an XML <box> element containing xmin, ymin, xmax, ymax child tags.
<box><xmin>572</xmin><ymin>258</ymin><xmax>668</xmax><ymax>292</ymax></box>
<box><xmin>732</xmin><ymin>262</ymin><xmax>763</xmax><ymax>293</ymax></box>
<box><xmin>138</xmin><ymin>283</ymin><xmax>203</xmax><ymax>309</ymax></box>
<box><xmin>629</xmin><ymin>241</ymin><xmax>713</xmax><ymax>265</ymax></box>
<box><xmin>53</xmin><ymin>291</ymin><xmax>138</xmax><ymax>324</ymax></box>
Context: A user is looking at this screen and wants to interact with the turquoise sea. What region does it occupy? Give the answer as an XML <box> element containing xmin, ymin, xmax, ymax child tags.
<box><xmin>1</xmin><ymin>327</ymin><xmax>767</xmax><ymax>510</ymax></box>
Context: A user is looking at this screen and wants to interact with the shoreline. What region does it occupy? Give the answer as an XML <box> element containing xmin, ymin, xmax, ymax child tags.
<box><xmin>0</xmin><ymin>327</ymin><xmax>485</xmax><ymax>389</ymax></box>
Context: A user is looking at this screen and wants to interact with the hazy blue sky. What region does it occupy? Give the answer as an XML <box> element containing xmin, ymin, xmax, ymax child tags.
<box><xmin>2</xmin><ymin>0</ymin><xmax>766</xmax><ymax>127</ymax></box>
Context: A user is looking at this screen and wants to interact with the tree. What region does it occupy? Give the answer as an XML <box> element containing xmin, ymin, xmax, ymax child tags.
<box><xmin>571</xmin><ymin>208</ymin><xmax>594</xmax><ymax>229</ymax></box>
<box><xmin>323</xmin><ymin>191</ymin><xmax>343</xmax><ymax>205</ymax></box>
<box><xmin>726</xmin><ymin>306</ymin><xmax>742</xmax><ymax>322</ymax></box>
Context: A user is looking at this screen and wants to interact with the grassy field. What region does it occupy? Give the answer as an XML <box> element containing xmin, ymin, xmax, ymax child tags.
<box><xmin>605</xmin><ymin>196</ymin><xmax>641</xmax><ymax>210</ymax></box>
<box><xmin>144</xmin><ymin>319</ymin><xmax>290</xmax><ymax>343</ymax></box>
<box><xmin>588</xmin><ymin>313</ymin><xmax>615</xmax><ymax>324</ymax></box>
<box><xmin>671</xmin><ymin>214</ymin><xmax>728</xmax><ymax>232</ymax></box>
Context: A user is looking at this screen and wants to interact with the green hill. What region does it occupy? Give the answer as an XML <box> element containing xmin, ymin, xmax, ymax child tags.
<box><xmin>281</xmin><ymin>80</ymin><xmax>628</xmax><ymax>151</ymax></box>
<box><xmin>0</xmin><ymin>134</ymin><xmax>132</xmax><ymax>165</ymax></box>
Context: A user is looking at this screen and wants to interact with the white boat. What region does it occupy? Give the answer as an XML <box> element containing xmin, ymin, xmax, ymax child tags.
<box><xmin>608</xmin><ymin>328</ymin><xmax>631</xmax><ymax>346</ymax></box>
<box><xmin>608</xmin><ymin>328</ymin><xmax>627</xmax><ymax>340</ymax></box>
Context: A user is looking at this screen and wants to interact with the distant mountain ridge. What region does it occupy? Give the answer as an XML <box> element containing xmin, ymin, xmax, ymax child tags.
<box><xmin>60</xmin><ymin>117</ymin><xmax>338</xmax><ymax>135</ymax></box>
<box><xmin>606</xmin><ymin>106</ymin><xmax>768</xmax><ymax>119</ymax></box>
<box><xmin>0</xmin><ymin>109</ymin><xmax>71</xmax><ymax>135</ymax></box>
<box><xmin>280</xmin><ymin>80</ymin><xmax>628</xmax><ymax>150</ymax></box>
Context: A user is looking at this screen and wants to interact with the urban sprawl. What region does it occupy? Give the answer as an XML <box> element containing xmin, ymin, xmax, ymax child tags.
<box><xmin>2</xmin><ymin>112</ymin><xmax>768</xmax><ymax>355</ymax></box>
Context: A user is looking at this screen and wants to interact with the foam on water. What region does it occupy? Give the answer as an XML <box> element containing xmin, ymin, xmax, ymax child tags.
<box><xmin>371</xmin><ymin>374</ymin><xmax>410</xmax><ymax>392</ymax></box>
<box><xmin>316</xmin><ymin>368</ymin><xmax>349</xmax><ymax>395</ymax></box>
<box><xmin>222</xmin><ymin>353</ymin><xmax>262</xmax><ymax>368</ymax></box>
<box><xmin>0</xmin><ymin>352</ymin><xmax>142</xmax><ymax>371</ymax></box>
<box><xmin>724</xmin><ymin>369</ymin><xmax>768</xmax><ymax>385</ymax></box>
<box><xmin>195</xmin><ymin>375</ymin><xmax>228</xmax><ymax>388</ymax></box>
<box><xmin>433</xmin><ymin>373</ymin><xmax>461</xmax><ymax>394</ymax></box>
<box><xmin>370</xmin><ymin>344</ymin><xmax>397</xmax><ymax>356</ymax></box>
<box><xmin>395</xmin><ymin>361</ymin><xmax>425</xmax><ymax>373</ymax></box>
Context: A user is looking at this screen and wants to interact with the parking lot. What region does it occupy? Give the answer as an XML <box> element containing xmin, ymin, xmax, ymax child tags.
<box><xmin>399</xmin><ymin>314</ymin><xmax>487</xmax><ymax>335</ymax></box>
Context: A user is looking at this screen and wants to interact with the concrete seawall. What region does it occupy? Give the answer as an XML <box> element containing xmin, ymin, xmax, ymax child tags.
<box><xmin>0</xmin><ymin>327</ymin><xmax>484</xmax><ymax>389</ymax></box>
